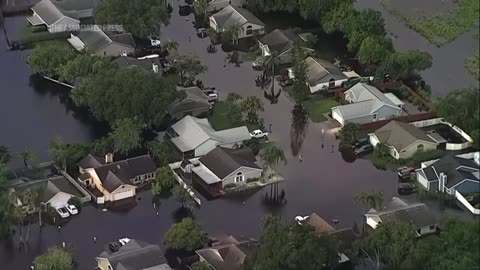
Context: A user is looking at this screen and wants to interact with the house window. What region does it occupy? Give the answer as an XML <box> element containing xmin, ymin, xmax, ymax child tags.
<box><xmin>328</xmin><ymin>78</ymin><xmax>335</xmax><ymax>88</ymax></box>
<box><xmin>373</xmin><ymin>114</ymin><xmax>378</xmax><ymax>121</ymax></box>
<box><xmin>416</xmin><ymin>229</ymin><xmax>421</xmax><ymax>235</ymax></box>
<box><xmin>235</xmin><ymin>172</ymin><xmax>244</xmax><ymax>183</ymax></box>
<box><xmin>417</xmin><ymin>144</ymin><xmax>424</xmax><ymax>152</ymax></box>
<box><xmin>429</xmin><ymin>225</ymin><xmax>435</xmax><ymax>230</ymax></box>
<box><xmin>246</xmin><ymin>25</ymin><xmax>253</xmax><ymax>36</ymax></box>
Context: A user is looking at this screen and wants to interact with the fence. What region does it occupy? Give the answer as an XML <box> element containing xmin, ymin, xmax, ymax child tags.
<box><xmin>410</xmin><ymin>118</ymin><xmax>473</xmax><ymax>150</ymax></box>
<box><xmin>169</xmin><ymin>161</ymin><xmax>201</xmax><ymax>205</ymax></box>
<box><xmin>455</xmin><ymin>190</ymin><xmax>480</xmax><ymax>215</ymax></box>
<box><xmin>56</xmin><ymin>167</ymin><xmax>92</xmax><ymax>204</ymax></box>
<box><xmin>359</xmin><ymin>112</ymin><xmax>437</xmax><ymax>131</ymax></box>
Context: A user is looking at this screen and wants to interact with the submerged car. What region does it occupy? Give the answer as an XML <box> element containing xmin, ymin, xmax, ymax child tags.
<box><xmin>56</xmin><ymin>207</ymin><xmax>70</xmax><ymax>218</ymax></box>
<box><xmin>354</xmin><ymin>144</ymin><xmax>373</xmax><ymax>156</ymax></box>
<box><xmin>397</xmin><ymin>166</ymin><xmax>415</xmax><ymax>180</ymax></box>
<box><xmin>65</xmin><ymin>204</ymin><xmax>78</xmax><ymax>215</ymax></box>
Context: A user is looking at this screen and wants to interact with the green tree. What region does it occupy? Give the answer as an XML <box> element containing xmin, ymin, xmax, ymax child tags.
<box><xmin>20</xmin><ymin>147</ymin><xmax>36</xmax><ymax>167</ymax></box>
<box><xmin>92</xmin><ymin>136</ymin><xmax>115</xmax><ymax>156</ymax></box>
<box><xmin>110</xmin><ymin>117</ymin><xmax>143</xmax><ymax>155</ymax></box>
<box><xmin>225</xmin><ymin>24</ymin><xmax>242</xmax><ymax>45</ymax></box>
<box><xmin>191</xmin><ymin>261</ymin><xmax>211</xmax><ymax>270</ymax></box>
<box><xmin>148</xmin><ymin>141</ymin><xmax>180</xmax><ymax>166</ymax></box>
<box><xmin>67</xmin><ymin>196</ymin><xmax>82</xmax><ymax>210</ymax></box>
<box><xmin>94</xmin><ymin>0</ymin><xmax>169</xmax><ymax>37</ymax></box>
<box><xmin>49</xmin><ymin>138</ymin><xmax>91</xmax><ymax>172</ymax></box>
<box><xmin>377</xmin><ymin>50</ymin><xmax>432</xmax><ymax>79</ymax></box>
<box><xmin>246</xmin><ymin>0</ymin><xmax>297</xmax><ymax>13</ymax></box>
<box><xmin>225</xmin><ymin>93</ymin><xmax>244</xmax><ymax>125</ymax></box>
<box><xmin>241</xmin><ymin>96</ymin><xmax>264</xmax><ymax>126</ymax></box>
<box><xmin>265</xmin><ymin>50</ymin><xmax>280</xmax><ymax>76</ymax></box>
<box><xmin>339</xmin><ymin>122</ymin><xmax>359</xmax><ymax>145</ymax></box>
<box><xmin>435</xmin><ymin>88</ymin><xmax>479</xmax><ymax>146</ymax></box>
<box><xmin>372</xmin><ymin>143</ymin><xmax>391</xmax><ymax>160</ymax></box>
<box><xmin>291</xmin><ymin>42</ymin><xmax>310</xmax><ymax>103</ymax></box>
<box><xmin>0</xmin><ymin>164</ymin><xmax>16</xmax><ymax>238</ymax></box>
<box><xmin>193</xmin><ymin>0</ymin><xmax>208</xmax><ymax>19</ymax></box>
<box><xmin>357</xmin><ymin>36</ymin><xmax>394</xmax><ymax>70</ymax></box>
<box><xmin>173</xmin><ymin>185</ymin><xmax>195</xmax><ymax>209</ymax></box>
<box><xmin>34</xmin><ymin>247</ymin><xmax>74</xmax><ymax>270</ymax></box>
<box><xmin>152</xmin><ymin>166</ymin><xmax>176</xmax><ymax>195</ymax></box>
<box><xmin>260</xmin><ymin>144</ymin><xmax>286</xmax><ymax>174</ymax></box>
<box><xmin>28</xmin><ymin>42</ymin><xmax>75</xmax><ymax>76</ymax></box>
<box><xmin>59</xmin><ymin>52</ymin><xmax>113</xmax><ymax>82</ymax></box>
<box><xmin>464</xmin><ymin>52</ymin><xmax>479</xmax><ymax>80</ymax></box>
<box><xmin>354</xmin><ymin>191</ymin><xmax>384</xmax><ymax>214</ymax></box>
<box><xmin>359</xmin><ymin>221</ymin><xmax>416</xmax><ymax>270</ymax></box>
<box><xmin>0</xmin><ymin>145</ymin><xmax>10</xmax><ymax>163</ymax></box>
<box><xmin>164</xmin><ymin>217</ymin><xmax>207</xmax><ymax>251</ymax></box>
<box><xmin>163</xmin><ymin>39</ymin><xmax>179</xmax><ymax>54</ymax></box>
<box><xmin>168</xmin><ymin>53</ymin><xmax>207</xmax><ymax>86</ymax></box>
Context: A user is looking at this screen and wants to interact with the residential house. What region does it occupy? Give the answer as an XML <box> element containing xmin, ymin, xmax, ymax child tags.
<box><xmin>416</xmin><ymin>152</ymin><xmax>479</xmax><ymax>194</ymax></box>
<box><xmin>365</xmin><ymin>197</ymin><xmax>439</xmax><ymax>237</ymax></box>
<box><xmin>196</xmin><ymin>235</ymin><xmax>258</xmax><ymax>270</ymax></box>
<box><xmin>96</xmin><ymin>239</ymin><xmax>172</xmax><ymax>270</ymax></box>
<box><xmin>12</xmin><ymin>176</ymin><xmax>84</xmax><ymax>210</ymax></box>
<box><xmin>113</xmin><ymin>56</ymin><xmax>162</xmax><ymax>74</ymax></box>
<box><xmin>299</xmin><ymin>213</ymin><xmax>359</xmax><ymax>263</ymax></box>
<box><xmin>206</xmin><ymin>0</ymin><xmax>246</xmax><ymax>13</ymax></box>
<box><xmin>78</xmin><ymin>154</ymin><xmax>156</xmax><ymax>202</ymax></box>
<box><xmin>186</xmin><ymin>147</ymin><xmax>262</xmax><ymax>196</ymax></box>
<box><xmin>209</xmin><ymin>5</ymin><xmax>265</xmax><ymax>40</ymax></box>
<box><xmin>305</xmin><ymin>57</ymin><xmax>348</xmax><ymax>93</ymax></box>
<box><xmin>369</xmin><ymin>121</ymin><xmax>438</xmax><ymax>160</ymax></box>
<box><xmin>258</xmin><ymin>29</ymin><xmax>310</xmax><ymax>64</ymax></box>
<box><xmin>28</xmin><ymin>0</ymin><xmax>97</xmax><ymax>33</ymax></box>
<box><xmin>68</xmin><ymin>25</ymin><xmax>136</xmax><ymax>56</ymax></box>
<box><xmin>331</xmin><ymin>83</ymin><xmax>403</xmax><ymax>126</ymax></box>
<box><xmin>168</xmin><ymin>86</ymin><xmax>212</xmax><ymax>120</ymax></box>
<box><xmin>166</xmin><ymin>115</ymin><xmax>251</xmax><ymax>157</ymax></box>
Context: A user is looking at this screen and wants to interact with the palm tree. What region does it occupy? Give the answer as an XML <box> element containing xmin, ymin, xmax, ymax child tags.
<box><xmin>241</xmin><ymin>96</ymin><xmax>264</xmax><ymax>125</ymax></box>
<box><xmin>48</xmin><ymin>138</ymin><xmax>69</xmax><ymax>171</ymax></box>
<box><xmin>265</xmin><ymin>50</ymin><xmax>280</xmax><ymax>77</ymax></box>
<box><xmin>290</xmin><ymin>104</ymin><xmax>309</xmax><ymax>156</ymax></box>
<box><xmin>163</xmin><ymin>39</ymin><xmax>179</xmax><ymax>54</ymax></box>
<box><xmin>0</xmin><ymin>145</ymin><xmax>10</xmax><ymax>163</ymax></box>
<box><xmin>227</xmin><ymin>24</ymin><xmax>242</xmax><ymax>45</ymax></box>
<box><xmin>20</xmin><ymin>148</ymin><xmax>36</xmax><ymax>168</ymax></box>
<box><xmin>193</xmin><ymin>0</ymin><xmax>208</xmax><ymax>19</ymax></box>
<box><xmin>260</xmin><ymin>144</ymin><xmax>286</xmax><ymax>177</ymax></box>
<box><xmin>354</xmin><ymin>191</ymin><xmax>384</xmax><ymax>233</ymax></box>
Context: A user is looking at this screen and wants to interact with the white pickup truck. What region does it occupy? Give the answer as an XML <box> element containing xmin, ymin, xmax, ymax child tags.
<box><xmin>250</xmin><ymin>129</ymin><xmax>269</xmax><ymax>139</ymax></box>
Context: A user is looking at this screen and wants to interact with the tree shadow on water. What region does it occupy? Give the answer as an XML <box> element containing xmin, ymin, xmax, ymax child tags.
<box><xmin>290</xmin><ymin>104</ymin><xmax>309</xmax><ymax>156</ymax></box>
<box><xmin>171</xmin><ymin>207</ymin><xmax>194</xmax><ymax>223</ymax></box>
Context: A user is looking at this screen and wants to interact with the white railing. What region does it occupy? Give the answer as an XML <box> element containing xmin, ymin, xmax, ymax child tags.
<box><xmin>169</xmin><ymin>162</ymin><xmax>201</xmax><ymax>205</ymax></box>
<box><xmin>410</xmin><ymin>118</ymin><xmax>473</xmax><ymax>150</ymax></box>
<box><xmin>455</xmin><ymin>190</ymin><xmax>480</xmax><ymax>215</ymax></box>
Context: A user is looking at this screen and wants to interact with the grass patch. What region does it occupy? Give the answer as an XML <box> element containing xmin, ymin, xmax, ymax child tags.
<box><xmin>465</xmin><ymin>52</ymin><xmax>479</xmax><ymax>80</ymax></box>
<box><xmin>303</xmin><ymin>96</ymin><xmax>339</xmax><ymax>122</ymax></box>
<box><xmin>208</xmin><ymin>101</ymin><xmax>261</xmax><ymax>131</ymax></box>
<box><xmin>19</xmin><ymin>25</ymin><xmax>70</xmax><ymax>46</ymax></box>
<box><xmin>368</xmin><ymin>149</ymin><xmax>446</xmax><ymax>170</ymax></box>
<box><xmin>382</xmin><ymin>0</ymin><xmax>480</xmax><ymax>46</ymax></box>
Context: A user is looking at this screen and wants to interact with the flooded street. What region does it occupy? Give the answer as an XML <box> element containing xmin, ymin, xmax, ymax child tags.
<box><xmin>355</xmin><ymin>0</ymin><xmax>479</xmax><ymax>97</ymax></box>
<box><xmin>0</xmin><ymin>4</ymin><xmax>397</xmax><ymax>270</ymax></box>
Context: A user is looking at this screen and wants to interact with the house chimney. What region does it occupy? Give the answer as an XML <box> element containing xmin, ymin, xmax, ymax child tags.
<box><xmin>105</xmin><ymin>153</ymin><xmax>113</xmax><ymax>164</ymax></box>
<box><xmin>152</xmin><ymin>63</ymin><xmax>159</xmax><ymax>74</ymax></box>
<box><xmin>439</xmin><ymin>172</ymin><xmax>447</xmax><ymax>192</ymax></box>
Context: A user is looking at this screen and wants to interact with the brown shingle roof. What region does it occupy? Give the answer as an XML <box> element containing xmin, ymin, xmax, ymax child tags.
<box><xmin>199</xmin><ymin>147</ymin><xmax>260</xmax><ymax>179</ymax></box>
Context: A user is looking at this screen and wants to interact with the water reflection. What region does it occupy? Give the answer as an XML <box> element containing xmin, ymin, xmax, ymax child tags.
<box><xmin>340</xmin><ymin>147</ymin><xmax>356</xmax><ymax>163</ymax></box>
<box><xmin>290</xmin><ymin>104</ymin><xmax>309</xmax><ymax>156</ymax></box>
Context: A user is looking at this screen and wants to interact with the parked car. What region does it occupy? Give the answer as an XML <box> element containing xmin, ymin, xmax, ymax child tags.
<box><xmin>354</xmin><ymin>144</ymin><xmax>373</xmax><ymax>156</ymax></box>
<box><xmin>65</xmin><ymin>204</ymin><xmax>78</xmax><ymax>215</ymax></box>
<box><xmin>109</xmin><ymin>242</ymin><xmax>121</xmax><ymax>252</ymax></box>
<box><xmin>397</xmin><ymin>166</ymin><xmax>415</xmax><ymax>180</ymax></box>
<box><xmin>56</xmin><ymin>207</ymin><xmax>70</xmax><ymax>218</ymax></box>
<box><xmin>149</xmin><ymin>37</ymin><xmax>161</xmax><ymax>47</ymax></box>
<box><xmin>196</xmin><ymin>28</ymin><xmax>207</xmax><ymax>38</ymax></box>
<box><xmin>119</xmin><ymin>237</ymin><xmax>131</xmax><ymax>246</ymax></box>
<box><xmin>250</xmin><ymin>129</ymin><xmax>269</xmax><ymax>139</ymax></box>
<box><xmin>354</xmin><ymin>137</ymin><xmax>370</xmax><ymax>148</ymax></box>
<box><xmin>207</xmin><ymin>93</ymin><xmax>218</xmax><ymax>103</ymax></box>
<box><xmin>252</xmin><ymin>57</ymin><xmax>264</xmax><ymax>69</ymax></box>
<box><xmin>398</xmin><ymin>182</ymin><xmax>417</xmax><ymax>195</ymax></box>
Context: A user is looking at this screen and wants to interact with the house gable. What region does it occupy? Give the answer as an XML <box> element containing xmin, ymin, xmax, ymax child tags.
<box><xmin>222</xmin><ymin>166</ymin><xmax>263</xmax><ymax>181</ymax></box>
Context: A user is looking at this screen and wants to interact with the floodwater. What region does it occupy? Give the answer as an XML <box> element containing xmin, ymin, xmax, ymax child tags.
<box><xmin>355</xmin><ymin>0</ymin><xmax>479</xmax><ymax>97</ymax></box>
<box><xmin>0</xmin><ymin>4</ymin><xmax>398</xmax><ymax>270</ymax></box>
<box><xmin>0</xmin><ymin>16</ymin><xmax>107</xmax><ymax>168</ymax></box>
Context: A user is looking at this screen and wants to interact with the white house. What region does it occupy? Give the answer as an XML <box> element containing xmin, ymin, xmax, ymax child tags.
<box><xmin>365</xmin><ymin>197</ymin><xmax>438</xmax><ymax>237</ymax></box>
<box><xmin>27</xmin><ymin>0</ymin><xmax>97</xmax><ymax>33</ymax></box>
<box><xmin>209</xmin><ymin>5</ymin><xmax>265</xmax><ymax>40</ymax></box>
<box><xmin>166</xmin><ymin>115</ymin><xmax>251</xmax><ymax>157</ymax></box>
<box><xmin>331</xmin><ymin>83</ymin><xmax>403</xmax><ymax>126</ymax></box>
<box><xmin>79</xmin><ymin>154</ymin><xmax>156</xmax><ymax>203</ymax></box>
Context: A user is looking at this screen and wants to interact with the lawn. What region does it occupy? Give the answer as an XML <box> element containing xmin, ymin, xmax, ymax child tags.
<box><xmin>303</xmin><ymin>96</ymin><xmax>339</xmax><ymax>122</ymax></box>
<box><xmin>382</xmin><ymin>0</ymin><xmax>479</xmax><ymax>46</ymax></box>
<box><xmin>465</xmin><ymin>52</ymin><xmax>479</xmax><ymax>80</ymax></box>
<box><xmin>209</xmin><ymin>101</ymin><xmax>262</xmax><ymax>131</ymax></box>
<box><xmin>19</xmin><ymin>25</ymin><xmax>70</xmax><ymax>46</ymax></box>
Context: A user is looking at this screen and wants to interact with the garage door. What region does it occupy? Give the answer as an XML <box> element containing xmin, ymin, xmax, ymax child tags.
<box><xmin>332</xmin><ymin>110</ymin><xmax>344</xmax><ymax>126</ymax></box>
<box><xmin>113</xmin><ymin>188</ymin><xmax>135</xmax><ymax>201</ymax></box>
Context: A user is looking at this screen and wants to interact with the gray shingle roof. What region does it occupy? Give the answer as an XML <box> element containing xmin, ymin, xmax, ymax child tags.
<box><xmin>78</xmin><ymin>154</ymin><xmax>105</xmax><ymax>169</ymax></box>
<box><xmin>196</xmin><ymin>236</ymin><xmax>258</xmax><ymax>270</ymax></box>
<box><xmin>52</xmin><ymin>0</ymin><xmax>97</xmax><ymax>13</ymax></box>
<box><xmin>93</xmin><ymin>155</ymin><xmax>156</xmax><ymax>192</ymax></box>
<box><xmin>374</xmin><ymin>121</ymin><xmax>436</xmax><ymax>152</ymax></box>
<box><xmin>169</xmin><ymin>116</ymin><xmax>250</xmax><ymax>153</ymax></box>
<box><xmin>210</xmin><ymin>5</ymin><xmax>265</xmax><ymax>29</ymax></box>
<box><xmin>422</xmin><ymin>155</ymin><xmax>479</xmax><ymax>188</ymax></box>
<box><xmin>14</xmin><ymin>176</ymin><xmax>82</xmax><ymax>203</ymax></box>
<box><xmin>199</xmin><ymin>147</ymin><xmax>260</xmax><ymax>179</ymax></box>
<box><xmin>32</xmin><ymin>0</ymin><xmax>96</xmax><ymax>25</ymax></box>
<box><xmin>305</xmin><ymin>57</ymin><xmax>346</xmax><ymax>85</ymax></box>
<box><xmin>110</xmin><ymin>33</ymin><xmax>136</xmax><ymax>48</ymax></box>
<box><xmin>346</xmin><ymin>83</ymin><xmax>397</xmax><ymax>107</ymax></box>
<box><xmin>259</xmin><ymin>29</ymin><xmax>297</xmax><ymax>54</ymax></box>
<box><xmin>32</xmin><ymin>0</ymin><xmax>65</xmax><ymax>25</ymax></box>
<box><xmin>98</xmin><ymin>239</ymin><xmax>171</xmax><ymax>270</ymax></box>
<box><xmin>168</xmin><ymin>87</ymin><xmax>211</xmax><ymax>116</ymax></box>
<box><xmin>113</xmin><ymin>57</ymin><xmax>160</xmax><ymax>73</ymax></box>
<box><xmin>76</xmin><ymin>25</ymin><xmax>135</xmax><ymax>52</ymax></box>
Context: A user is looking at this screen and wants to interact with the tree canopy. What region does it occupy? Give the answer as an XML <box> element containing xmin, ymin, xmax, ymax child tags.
<box><xmin>29</xmin><ymin>42</ymin><xmax>76</xmax><ymax>77</ymax></box>
<box><xmin>0</xmin><ymin>145</ymin><xmax>10</xmax><ymax>163</ymax></box>
<box><xmin>168</xmin><ymin>53</ymin><xmax>207</xmax><ymax>86</ymax></box>
<box><xmin>148</xmin><ymin>141</ymin><xmax>181</xmax><ymax>167</ymax></box>
<box><xmin>260</xmin><ymin>144</ymin><xmax>287</xmax><ymax>171</ymax></box>
<box><xmin>110</xmin><ymin>117</ymin><xmax>143</xmax><ymax>155</ymax></box>
<box><xmin>164</xmin><ymin>217</ymin><xmax>207</xmax><ymax>251</ymax></box>
<box><xmin>152</xmin><ymin>166</ymin><xmax>176</xmax><ymax>195</ymax></box>
<box><xmin>49</xmin><ymin>138</ymin><xmax>91</xmax><ymax>171</ymax></box>
<box><xmin>435</xmin><ymin>88</ymin><xmax>479</xmax><ymax>146</ymax></box>
<box><xmin>291</xmin><ymin>43</ymin><xmax>310</xmax><ymax>103</ymax></box>
<box><xmin>94</xmin><ymin>0</ymin><xmax>169</xmax><ymax>37</ymax></box>
<box><xmin>173</xmin><ymin>185</ymin><xmax>196</xmax><ymax>210</ymax></box>
<box><xmin>34</xmin><ymin>247</ymin><xmax>74</xmax><ymax>270</ymax></box>
<box><xmin>339</xmin><ymin>122</ymin><xmax>360</xmax><ymax>145</ymax></box>
<box><xmin>377</xmin><ymin>50</ymin><xmax>432</xmax><ymax>79</ymax></box>
<box><xmin>0</xmin><ymin>164</ymin><xmax>15</xmax><ymax>239</ymax></box>
<box><xmin>59</xmin><ymin>52</ymin><xmax>113</xmax><ymax>83</ymax></box>
<box><xmin>73</xmin><ymin>66</ymin><xmax>183</xmax><ymax>127</ymax></box>
<box><xmin>357</xmin><ymin>36</ymin><xmax>394</xmax><ymax>69</ymax></box>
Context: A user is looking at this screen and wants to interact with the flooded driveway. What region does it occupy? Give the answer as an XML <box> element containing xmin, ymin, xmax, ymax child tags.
<box><xmin>0</xmin><ymin>4</ymin><xmax>397</xmax><ymax>270</ymax></box>
<box><xmin>355</xmin><ymin>0</ymin><xmax>479</xmax><ymax>97</ymax></box>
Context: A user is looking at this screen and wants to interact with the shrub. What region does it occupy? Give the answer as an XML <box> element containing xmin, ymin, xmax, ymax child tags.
<box><xmin>412</xmin><ymin>97</ymin><xmax>422</xmax><ymax>106</ymax></box>
<box><xmin>67</xmin><ymin>197</ymin><xmax>81</xmax><ymax>210</ymax></box>
<box><xmin>406</xmin><ymin>95</ymin><xmax>415</xmax><ymax>103</ymax></box>
<box><xmin>246</xmin><ymin>177</ymin><xmax>259</xmax><ymax>183</ymax></box>
<box><xmin>224</xmin><ymin>183</ymin><xmax>236</xmax><ymax>189</ymax></box>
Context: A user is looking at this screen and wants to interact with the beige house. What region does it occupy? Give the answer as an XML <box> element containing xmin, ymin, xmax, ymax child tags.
<box><xmin>369</xmin><ymin>121</ymin><xmax>438</xmax><ymax>160</ymax></box>
<box><xmin>78</xmin><ymin>154</ymin><xmax>156</xmax><ymax>202</ymax></box>
<box><xmin>209</xmin><ymin>5</ymin><xmax>265</xmax><ymax>40</ymax></box>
